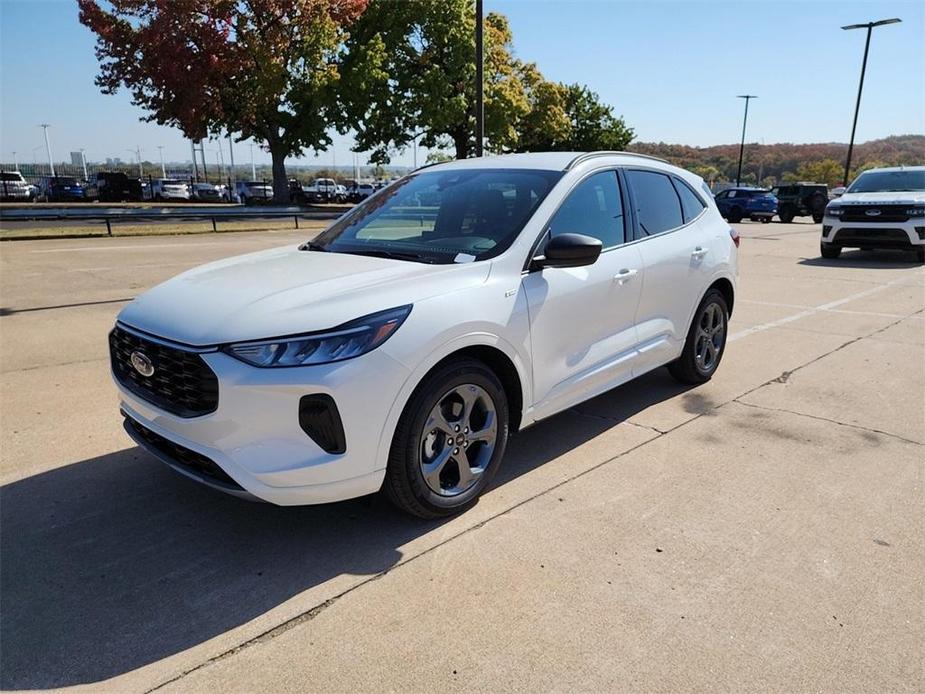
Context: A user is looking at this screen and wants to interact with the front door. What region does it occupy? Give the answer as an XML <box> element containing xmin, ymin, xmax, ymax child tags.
<box><xmin>522</xmin><ymin>170</ymin><xmax>645</xmax><ymax>420</ymax></box>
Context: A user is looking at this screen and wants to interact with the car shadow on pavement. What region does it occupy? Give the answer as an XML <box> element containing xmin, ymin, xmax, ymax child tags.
<box><xmin>799</xmin><ymin>249</ymin><xmax>923</xmax><ymax>269</ymax></box>
<box><xmin>0</xmin><ymin>368</ymin><xmax>690</xmax><ymax>691</ymax></box>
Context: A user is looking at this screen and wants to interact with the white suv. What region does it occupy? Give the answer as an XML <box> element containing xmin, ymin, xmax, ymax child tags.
<box><xmin>110</xmin><ymin>152</ymin><xmax>738</xmax><ymax>517</ymax></box>
<box><xmin>822</xmin><ymin>166</ymin><xmax>925</xmax><ymax>263</ymax></box>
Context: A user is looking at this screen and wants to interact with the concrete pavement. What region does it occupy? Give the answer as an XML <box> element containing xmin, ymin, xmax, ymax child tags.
<box><xmin>0</xmin><ymin>221</ymin><xmax>922</xmax><ymax>693</ymax></box>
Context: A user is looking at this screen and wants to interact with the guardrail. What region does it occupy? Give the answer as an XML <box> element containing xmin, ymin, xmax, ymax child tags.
<box><xmin>0</xmin><ymin>204</ymin><xmax>350</xmax><ymax>236</ymax></box>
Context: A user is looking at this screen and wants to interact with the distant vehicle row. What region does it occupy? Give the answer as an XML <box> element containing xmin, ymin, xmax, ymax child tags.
<box><xmin>714</xmin><ymin>182</ymin><xmax>831</xmax><ymax>224</ymax></box>
<box><xmin>1</xmin><ymin>171</ymin><xmax>386</xmax><ymax>205</ymax></box>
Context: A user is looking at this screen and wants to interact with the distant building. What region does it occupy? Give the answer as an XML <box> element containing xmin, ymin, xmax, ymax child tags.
<box><xmin>105</xmin><ymin>157</ymin><xmax>122</xmax><ymax>166</ymax></box>
<box><xmin>70</xmin><ymin>151</ymin><xmax>83</xmax><ymax>166</ymax></box>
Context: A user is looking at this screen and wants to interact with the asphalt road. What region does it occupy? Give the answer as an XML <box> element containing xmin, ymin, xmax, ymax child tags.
<box><xmin>1</xmin><ymin>221</ymin><xmax>923</xmax><ymax>693</ymax></box>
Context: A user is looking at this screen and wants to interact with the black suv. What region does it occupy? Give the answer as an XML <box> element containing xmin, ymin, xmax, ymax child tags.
<box><xmin>771</xmin><ymin>183</ymin><xmax>829</xmax><ymax>223</ymax></box>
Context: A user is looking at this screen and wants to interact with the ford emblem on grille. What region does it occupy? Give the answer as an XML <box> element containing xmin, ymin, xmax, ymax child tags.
<box><xmin>130</xmin><ymin>351</ymin><xmax>155</xmax><ymax>377</ymax></box>
<box><xmin>865</xmin><ymin>209</ymin><xmax>881</xmax><ymax>216</ymax></box>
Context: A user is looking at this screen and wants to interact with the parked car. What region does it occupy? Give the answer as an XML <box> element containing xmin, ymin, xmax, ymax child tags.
<box><xmin>304</xmin><ymin>177</ymin><xmax>338</xmax><ymax>203</ymax></box>
<box><xmin>151</xmin><ymin>178</ymin><xmax>190</xmax><ymax>201</ymax></box>
<box><xmin>236</xmin><ymin>180</ymin><xmax>272</xmax><ymax>205</ymax></box>
<box><xmin>820</xmin><ymin>166</ymin><xmax>924</xmax><ymax>262</ymax></box>
<box><xmin>110</xmin><ymin>151</ymin><xmax>737</xmax><ymax>517</ymax></box>
<box><xmin>0</xmin><ymin>171</ymin><xmax>33</xmax><ymax>200</ymax></box>
<box><xmin>714</xmin><ymin>187</ymin><xmax>777</xmax><ymax>223</ymax></box>
<box><xmin>190</xmin><ymin>182</ymin><xmax>224</xmax><ymax>203</ymax></box>
<box><xmin>771</xmin><ymin>182</ymin><xmax>828</xmax><ymax>223</ymax></box>
<box><xmin>349</xmin><ymin>182</ymin><xmax>375</xmax><ymax>203</ymax></box>
<box><xmin>36</xmin><ymin>176</ymin><xmax>86</xmax><ymax>202</ymax></box>
<box><xmin>336</xmin><ymin>184</ymin><xmax>348</xmax><ymax>202</ymax></box>
<box><xmin>84</xmin><ymin>171</ymin><xmax>142</xmax><ymax>202</ymax></box>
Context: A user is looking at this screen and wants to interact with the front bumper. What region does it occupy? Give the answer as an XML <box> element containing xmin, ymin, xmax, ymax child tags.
<box><xmin>115</xmin><ymin>347</ymin><xmax>411</xmax><ymax>505</ymax></box>
<box><xmin>822</xmin><ymin>218</ymin><xmax>925</xmax><ymax>248</ymax></box>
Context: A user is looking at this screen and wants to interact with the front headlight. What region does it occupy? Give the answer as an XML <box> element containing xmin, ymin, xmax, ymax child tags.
<box><xmin>825</xmin><ymin>205</ymin><xmax>843</xmax><ymax>218</ymax></box>
<box><xmin>224</xmin><ymin>305</ymin><xmax>412</xmax><ymax>367</ymax></box>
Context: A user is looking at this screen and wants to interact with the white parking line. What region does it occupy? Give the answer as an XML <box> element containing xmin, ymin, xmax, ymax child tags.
<box><xmin>739</xmin><ymin>299</ymin><xmax>911</xmax><ymax>319</ymax></box>
<box><xmin>730</xmin><ymin>271</ymin><xmax>924</xmax><ymax>342</ymax></box>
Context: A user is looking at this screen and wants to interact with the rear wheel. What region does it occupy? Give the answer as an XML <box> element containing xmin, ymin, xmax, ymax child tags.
<box><xmin>820</xmin><ymin>242</ymin><xmax>841</xmax><ymax>259</ymax></box>
<box><xmin>760</xmin><ymin>217</ymin><xmax>771</xmax><ymax>224</ymax></box>
<box><xmin>384</xmin><ymin>358</ymin><xmax>509</xmax><ymax>518</ymax></box>
<box><xmin>668</xmin><ymin>289</ymin><xmax>729</xmax><ymax>385</ymax></box>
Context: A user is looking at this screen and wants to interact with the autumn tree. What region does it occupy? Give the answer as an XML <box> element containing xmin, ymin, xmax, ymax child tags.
<box><xmin>78</xmin><ymin>0</ymin><xmax>366</xmax><ymax>202</ymax></box>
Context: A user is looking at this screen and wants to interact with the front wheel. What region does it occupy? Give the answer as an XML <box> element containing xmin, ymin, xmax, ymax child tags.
<box><xmin>760</xmin><ymin>217</ymin><xmax>771</xmax><ymax>224</ymax></box>
<box><xmin>821</xmin><ymin>242</ymin><xmax>841</xmax><ymax>259</ymax></box>
<box><xmin>668</xmin><ymin>289</ymin><xmax>729</xmax><ymax>385</ymax></box>
<box><xmin>727</xmin><ymin>207</ymin><xmax>743</xmax><ymax>223</ymax></box>
<box><xmin>778</xmin><ymin>206</ymin><xmax>795</xmax><ymax>223</ymax></box>
<box><xmin>384</xmin><ymin>358</ymin><xmax>509</xmax><ymax>518</ymax></box>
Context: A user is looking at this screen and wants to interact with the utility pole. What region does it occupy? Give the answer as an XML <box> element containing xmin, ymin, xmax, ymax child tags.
<box><xmin>191</xmin><ymin>140</ymin><xmax>199</xmax><ymax>181</ymax></box>
<box><xmin>474</xmin><ymin>0</ymin><xmax>484</xmax><ymax>157</ymax></box>
<box><xmin>227</xmin><ymin>133</ymin><xmax>237</xmax><ymax>201</ymax></box>
<box><xmin>79</xmin><ymin>148</ymin><xmax>88</xmax><ymax>179</ymax></box>
<box><xmin>157</xmin><ymin>145</ymin><xmax>166</xmax><ymax>177</ymax></box>
<box><xmin>734</xmin><ymin>96</ymin><xmax>757</xmax><ymax>186</ymax></box>
<box><xmin>39</xmin><ymin>123</ymin><xmax>55</xmax><ymax>177</ymax></box>
<box><xmin>841</xmin><ymin>18</ymin><xmax>901</xmax><ymax>186</ymax></box>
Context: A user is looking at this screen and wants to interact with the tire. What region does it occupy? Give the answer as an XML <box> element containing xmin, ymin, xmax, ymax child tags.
<box><xmin>668</xmin><ymin>289</ymin><xmax>729</xmax><ymax>385</ymax></box>
<box><xmin>812</xmin><ymin>213</ymin><xmax>824</xmax><ymax>224</ymax></box>
<box><xmin>916</xmin><ymin>247</ymin><xmax>924</xmax><ymax>264</ymax></box>
<box><xmin>820</xmin><ymin>242</ymin><xmax>841</xmax><ymax>259</ymax></box>
<box><xmin>778</xmin><ymin>205</ymin><xmax>795</xmax><ymax>223</ymax></box>
<box><xmin>384</xmin><ymin>358</ymin><xmax>509</xmax><ymax>518</ymax></box>
<box><xmin>760</xmin><ymin>217</ymin><xmax>771</xmax><ymax>224</ymax></box>
<box><xmin>727</xmin><ymin>206</ymin><xmax>743</xmax><ymax>223</ymax></box>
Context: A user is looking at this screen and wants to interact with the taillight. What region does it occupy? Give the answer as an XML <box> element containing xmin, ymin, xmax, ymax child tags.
<box><xmin>729</xmin><ymin>227</ymin><xmax>740</xmax><ymax>248</ymax></box>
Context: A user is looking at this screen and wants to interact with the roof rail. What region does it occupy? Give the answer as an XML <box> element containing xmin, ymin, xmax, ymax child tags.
<box><xmin>565</xmin><ymin>151</ymin><xmax>668</xmax><ymax>170</ymax></box>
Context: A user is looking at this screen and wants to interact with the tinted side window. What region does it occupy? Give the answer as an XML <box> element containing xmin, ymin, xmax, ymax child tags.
<box><xmin>673</xmin><ymin>177</ymin><xmax>706</xmax><ymax>222</ymax></box>
<box><xmin>626</xmin><ymin>170</ymin><xmax>683</xmax><ymax>237</ymax></box>
<box><xmin>547</xmin><ymin>171</ymin><xmax>624</xmax><ymax>249</ymax></box>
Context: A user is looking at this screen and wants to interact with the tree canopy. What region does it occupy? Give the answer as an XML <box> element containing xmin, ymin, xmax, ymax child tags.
<box><xmin>78</xmin><ymin>0</ymin><xmax>367</xmax><ymax>201</ymax></box>
<box><xmin>339</xmin><ymin>0</ymin><xmax>634</xmax><ymax>162</ymax></box>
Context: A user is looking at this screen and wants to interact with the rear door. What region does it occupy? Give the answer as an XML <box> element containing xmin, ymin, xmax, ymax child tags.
<box><xmin>523</xmin><ymin>170</ymin><xmax>645</xmax><ymax>419</ymax></box>
<box><xmin>624</xmin><ymin>169</ymin><xmax>714</xmax><ymax>373</ymax></box>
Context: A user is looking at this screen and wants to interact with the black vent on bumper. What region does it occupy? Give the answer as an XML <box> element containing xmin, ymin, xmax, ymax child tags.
<box><xmin>125</xmin><ymin>416</ymin><xmax>243</xmax><ymax>490</ymax></box>
<box><xmin>299</xmin><ymin>394</ymin><xmax>347</xmax><ymax>454</ymax></box>
<box><xmin>110</xmin><ymin>325</ymin><xmax>219</xmax><ymax>418</ymax></box>
<box><xmin>832</xmin><ymin>228</ymin><xmax>911</xmax><ymax>247</ymax></box>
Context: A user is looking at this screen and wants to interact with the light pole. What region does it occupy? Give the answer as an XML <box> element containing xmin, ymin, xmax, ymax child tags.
<box><xmin>79</xmin><ymin>148</ymin><xmax>88</xmax><ymax>180</ymax></box>
<box><xmin>157</xmin><ymin>145</ymin><xmax>166</xmax><ymax>177</ymax></box>
<box><xmin>249</xmin><ymin>143</ymin><xmax>256</xmax><ymax>180</ymax></box>
<box><xmin>39</xmin><ymin>124</ymin><xmax>55</xmax><ymax>177</ymax></box>
<box><xmin>227</xmin><ymin>133</ymin><xmax>237</xmax><ymax>201</ymax></box>
<box><xmin>127</xmin><ymin>147</ymin><xmax>142</xmax><ymax>178</ymax></box>
<box><xmin>841</xmin><ymin>18</ymin><xmax>901</xmax><ymax>186</ymax></box>
<box><xmin>474</xmin><ymin>0</ymin><xmax>484</xmax><ymax>157</ymax></box>
<box><xmin>12</xmin><ymin>151</ymin><xmax>17</xmax><ymax>171</ymax></box>
<box><xmin>734</xmin><ymin>95</ymin><xmax>757</xmax><ymax>186</ymax></box>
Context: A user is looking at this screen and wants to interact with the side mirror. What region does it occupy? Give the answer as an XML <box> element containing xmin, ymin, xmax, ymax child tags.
<box><xmin>534</xmin><ymin>233</ymin><xmax>603</xmax><ymax>270</ymax></box>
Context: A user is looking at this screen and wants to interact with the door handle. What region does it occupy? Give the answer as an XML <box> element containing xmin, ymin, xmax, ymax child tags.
<box><xmin>613</xmin><ymin>268</ymin><xmax>638</xmax><ymax>284</ymax></box>
<box><xmin>691</xmin><ymin>247</ymin><xmax>708</xmax><ymax>259</ymax></box>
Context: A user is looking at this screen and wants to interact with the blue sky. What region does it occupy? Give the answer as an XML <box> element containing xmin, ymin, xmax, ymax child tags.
<box><xmin>1</xmin><ymin>0</ymin><xmax>922</xmax><ymax>168</ymax></box>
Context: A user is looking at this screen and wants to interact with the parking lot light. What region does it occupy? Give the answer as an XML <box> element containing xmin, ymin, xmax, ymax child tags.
<box><xmin>735</xmin><ymin>95</ymin><xmax>757</xmax><ymax>186</ymax></box>
<box><xmin>39</xmin><ymin>124</ymin><xmax>55</xmax><ymax>177</ymax></box>
<box><xmin>841</xmin><ymin>18</ymin><xmax>901</xmax><ymax>187</ymax></box>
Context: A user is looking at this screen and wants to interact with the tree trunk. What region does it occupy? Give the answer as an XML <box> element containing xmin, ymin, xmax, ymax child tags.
<box><xmin>454</xmin><ymin>132</ymin><xmax>469</xmax><ymax>160</ymax></box>
<box><xmin>269</xmin><ymin>144</ymin><xmax>290</xmax><ymax>205</ymax></box>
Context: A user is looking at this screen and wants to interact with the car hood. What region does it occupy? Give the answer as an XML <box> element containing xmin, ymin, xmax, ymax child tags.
<box><xmin>118</xmin><ymin>246</ymin><xmax>491</xmax><ymax>346</ymax></box>
<box><xmin>838</xmin><ymin>191</ymin><xmax>925</xmax><ymax>205</ymax></box>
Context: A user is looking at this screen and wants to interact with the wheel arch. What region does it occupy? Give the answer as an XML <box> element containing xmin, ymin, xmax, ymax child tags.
<box><xmin>709</xmin><ymin>276</ymin><xmax>735</xmax><ymax>317</ymax></box>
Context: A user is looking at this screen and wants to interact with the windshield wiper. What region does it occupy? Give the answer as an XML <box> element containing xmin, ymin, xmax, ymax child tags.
<box><xmin>302</xmin><ymin>241</ymin><xmax>328</xmax><ymax>252</ymax></box>
<box><xmin>339</xmin><ymin>248</ymin><xmax>440</xmax><ymax>264</ymax></box>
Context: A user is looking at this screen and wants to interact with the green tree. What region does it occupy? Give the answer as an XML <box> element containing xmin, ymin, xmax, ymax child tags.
<box><xmin>795</xmin><ymin>159</ymin><xmax>844</xmax><ymax>187</ymax></box>
<box><xmin>339</xmin><ymin>1</ymin><xmax>530</xmax><ymax>161</ymax></box>
<box><xmin>78</xmin><ymin>0</ymin><xmax>367</xmax><ymax>203</ymax></box>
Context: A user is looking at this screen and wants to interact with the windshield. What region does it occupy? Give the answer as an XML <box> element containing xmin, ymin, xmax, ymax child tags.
<box><xmin>1</xmin><ymin>172</ymin><xmax>23</xmax><ymax>181</ymax></box>
<box><xmin>310</xmin><ymin>168</ymin><xmax>562</xmax><ymax>264</ymax></box>
<box><xmin>847</xmin><ymin>170</ymin><xmax>925</xmax><ymax>193</ymax></box>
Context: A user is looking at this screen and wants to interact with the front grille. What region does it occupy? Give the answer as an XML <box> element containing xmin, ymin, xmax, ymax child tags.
<box><xmin>126</xmin><ymin>416</ymin><xmax>242</xmax><ymax>490</ymax></box>
<box><xmin>832</xmin><ymin>228</ymin><xmax>911</xmax><ymax>246</ymax></box>
<box><xmin>110</xmin><ymin>325</ymin><xmax>218</xmax><ymax>418</ymax></box>
<box><xmin>841</xmin><ymin>205</ymin><xmax>910</xmax><ymax>223</ymax></box>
